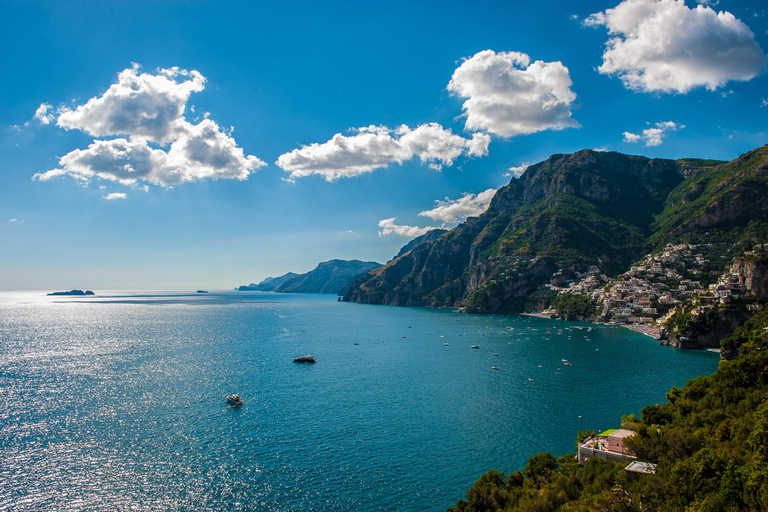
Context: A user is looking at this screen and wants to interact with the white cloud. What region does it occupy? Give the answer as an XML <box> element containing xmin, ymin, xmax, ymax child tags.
<box><xmin>623</xmin><ymin>120</ymin><xmax>684</xmax><ymax>145</ymax></box>
<box><xmin>36</xmin><ymin>122</ymin><xmax>263</xmax><ymax>186</ymax></box>
<box><xmin>57</xmin><ymin>64</ymin><xmax>205</xmax><ymax>144</ymax></box>
<box><xmin>505</xmin><ymin>162</ymin><xmax>530</xmax><ymax>178</ymax></box>
<box><xmin>276</xmin><ymin>123</ymin><xmax>490</xmax><ymax>181</ymax></box>
<box><xmin>104</xmin><ymin>192</ymin><xmax>127</xmax><ymax>200</ymax></box>
<box><xmin>586</xmin><ymin>0</ymin><xmax>767</xmax><ymax>93</ymax></box>
<box><xmin>9</xmin><ymin>218</ymin><xmax>18</xmax><ymax>223</ymax></box>
<box><xmin>447</xmin><ymin>50</ymin><xmax>579</xmax><ymax>137</ymax></box>
<box><xmin>419</xmin><ymin>188</ymin><xmax>497</xmax><ymax>224</ymax></box>
<box><xmin>37</xmin><ymin>65</ymin><xmax>265</xmax><ymax>188</ymax></box>
<box><xmin>34</xmin><ymin>103</ymin><xmax>55</xmax><ymax>124</ymax></box>
<box><xmin>378</xmin><ymin>218</ymin><xmax>438</xmax><ymax>237</ymax></box>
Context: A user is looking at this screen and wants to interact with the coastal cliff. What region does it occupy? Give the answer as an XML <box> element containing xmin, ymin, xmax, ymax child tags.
<box><xmin>345</xmin><ymin>146</ymin><xmax>768</xmax><ymax>321</ymax></box>
<box><xmin>345</xmin><ymin>149</ymin><xmax>715</xmax><ymax>311</ymax></box>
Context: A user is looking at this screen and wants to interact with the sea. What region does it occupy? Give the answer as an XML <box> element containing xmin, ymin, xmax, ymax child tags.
<box><xmin>0</xmin><ymin>291</ymin><xmax>719</xmax><ymax>511</ymax></box>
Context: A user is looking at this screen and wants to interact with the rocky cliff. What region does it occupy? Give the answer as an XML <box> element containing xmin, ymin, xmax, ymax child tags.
<box><xmin>732</xmin><ymin>255</ymin><xmax>768</xmax><ymax>300</ymax></box>
<box><xmin>345</xmin><ymin>149</ymin><xmax>701</xmax><ymax>312</ymax></box>
<box><xmin>345</xmin><ymin>146</ymin><xmax>768</xmax><ymax>314</ymax></box>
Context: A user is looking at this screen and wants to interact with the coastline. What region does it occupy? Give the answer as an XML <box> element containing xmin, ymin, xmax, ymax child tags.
<box><xmin>521</xmin><ymin>311</ymin><xmax>662</xmax><ymax>340</ymax></box>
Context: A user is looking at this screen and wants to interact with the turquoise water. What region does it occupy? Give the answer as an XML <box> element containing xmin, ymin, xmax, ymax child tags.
<box><xmin>0</xmin><ymin>291</ymin><xmax>718</xmax><ymax>511</ymax></box>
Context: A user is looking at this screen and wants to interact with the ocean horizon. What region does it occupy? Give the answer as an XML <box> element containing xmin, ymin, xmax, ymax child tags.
<box><xmin>0</xmin><ymin>290</ymin><xmax>719</xmax><ymax>511</ymax></box>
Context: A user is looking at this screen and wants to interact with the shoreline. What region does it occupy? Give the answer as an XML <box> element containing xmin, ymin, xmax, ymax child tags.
<box><xmin>521</xmin><ymin>311</ymin><xmax>662</xmax><ymax>340</ymax></box>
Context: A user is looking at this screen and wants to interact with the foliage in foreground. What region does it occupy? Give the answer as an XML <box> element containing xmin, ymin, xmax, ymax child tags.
<box><xmin>449</xmin><ymin>317</ymin><xmax>768</xmax><ymax>511</ymax></box>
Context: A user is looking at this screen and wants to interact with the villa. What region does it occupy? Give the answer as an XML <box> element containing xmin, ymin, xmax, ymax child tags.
<box><xmin>577</xmin><ymin>428</ymin><xmax>637</xmax><ymax>464</ymax></box>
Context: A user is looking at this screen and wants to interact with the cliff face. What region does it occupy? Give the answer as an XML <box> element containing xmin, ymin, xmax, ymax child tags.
<box><xmin>345</xmin><ymin>149</ymin><xmax>699</xmax><ymax>312</ymax></box>
<box><xmin>661</xmin><ymin>310</ymin><xmax>749</xmax><ymax>349</ymax></box>
<box><xmin>732</xmin><ymin>256</ymin><xmax>768</xmax><ymax>300</ymax></box>
<box><xmin>345</xmin><ymin>145</ymin><xmax>768</xmax><ymax>314</ymax></box>
<box><xmin>650</xmin><ymin>145</ymin><xmax>768</xmax><ymax>246</ymax></box>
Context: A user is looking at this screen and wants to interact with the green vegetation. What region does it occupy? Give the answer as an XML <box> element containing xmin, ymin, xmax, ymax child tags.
<box><xmin>552</xmin><ymin>293</ymin><xmax>600</xmax><ymax>321</ymax></box>
<box><xmin>448</xmin><ymin>314</ymin><xmax>768</xmax><ymax>512</ymax></box>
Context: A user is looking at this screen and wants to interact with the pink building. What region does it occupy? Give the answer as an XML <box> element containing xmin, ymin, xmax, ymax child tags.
<box><xmin>578</xmin><ymin>429</ymin><xmax>636</xmax><ymax>464</ymax></box>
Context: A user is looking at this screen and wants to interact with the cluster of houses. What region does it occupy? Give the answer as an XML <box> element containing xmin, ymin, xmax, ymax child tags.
<box><xmin>544</xmin><ymin>243</ymin><xmax>754</xmax><ymax>336</ymax></box>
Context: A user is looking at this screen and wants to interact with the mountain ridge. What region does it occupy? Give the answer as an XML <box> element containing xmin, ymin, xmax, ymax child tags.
<box><xmin>344</xmin><ymin>146</ymin><xmax>768</xmax><ymax>313</ymax></box>
<box><xmin>238</xmin><ymin>259</ymin><xmax>382</xmax><ymax>295</ymax></box>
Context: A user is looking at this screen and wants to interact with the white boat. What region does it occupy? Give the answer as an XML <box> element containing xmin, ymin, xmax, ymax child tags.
<box><xmin>226</xmin><ymin>394</ymin><xmax>243</xmax><ymax>407</ymax></box>
<box><xmin>293</xmin><ymin>355</ymin><xmax>317</xmax><ymax>363</ymax></box>
<box><xmin>470</xmin><ymin>345</ymin><xmax>480</xmax><ymax>349</ymax></box>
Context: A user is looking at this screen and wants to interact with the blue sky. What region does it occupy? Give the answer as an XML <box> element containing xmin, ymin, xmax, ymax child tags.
<box><xmin>2</xmin><ymin>0</ymin><xmax>767</xmax><ymax>291</ymax></box>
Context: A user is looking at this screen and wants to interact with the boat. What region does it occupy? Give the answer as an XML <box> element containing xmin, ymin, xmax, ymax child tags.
<box><xmin>293</xmin><ymin>355</ymin><xmax>317</xmax><ymax>363</ymax></box>
<box><xmin>470</xmin><ymin>344</ymin><xmax>480</xmax><ymax>349</ymax></box>
<box><xmin>226</xmin><ymin>394</ymin><xmax>243</xmax><ymax>407</ymax></box>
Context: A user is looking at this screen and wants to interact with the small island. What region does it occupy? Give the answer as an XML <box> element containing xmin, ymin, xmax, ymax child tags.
<box><xmin>47</xmin><ymin>290</ymin><xmax>95</xmax><ymax>296</ymax></box>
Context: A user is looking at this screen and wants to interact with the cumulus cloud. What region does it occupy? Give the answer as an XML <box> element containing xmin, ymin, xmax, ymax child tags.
<box><xmin>623</xmin><ymin>120</ymin><xmax>684</xmax><ymax>145</ymax></box>
<box><xmin>505</xmin><ymin>163</ymin><xmax>530</xmax><ymax>178</ymax></box>
<box><xmin>57</xmin><ymin>64</ymin><xmax>205</xmax><ymax>144</ymax></box>
<box><xmin>104</xmin><ymin>192</ymin><xmax>127</xmax><ymax>200</ymax></box>
<box><xmin>418</xmin><ymin>188</ymin><xmax>497</xmax><ymax>224</ymax></box>
<box><xmin>447</xmin><ymin>50</ymin><xmax>579</xmax><ymax>137</ymax></box>
<box><xmin>34</xmin><ymin>103</ymin><xmax>55</xmax><ymax>124</ymax></box>
<box><xmin>36</xmin><ymin>65</ymin><xmax>265</xmax><ymax>188</ymax></box>
<box><xmin>378</xmin><ymin>218</ymin><xmax>438</xmax><ymax>237</ymax></box>
<box><xmin>276</xmin><ymin>123</ymin><xmax>490</xmax><ymax>181</ymax></box>
<box><xmin>586</xmin><ymin>0</ymin><xmax>767</xmax><ymax>93</ymax></box>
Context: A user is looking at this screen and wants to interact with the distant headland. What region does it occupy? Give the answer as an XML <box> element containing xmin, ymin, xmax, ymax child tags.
<box><xmin>47</xmin><ymin>290</ymin><xmax>95</xmax><ymax>296</ymax></box>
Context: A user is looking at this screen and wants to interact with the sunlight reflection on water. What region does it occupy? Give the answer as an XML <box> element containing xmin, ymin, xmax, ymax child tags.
<box><xmin>0</xmin><ymin>291</ymin><xmax>719</xmax><ymax>511</ymax></box>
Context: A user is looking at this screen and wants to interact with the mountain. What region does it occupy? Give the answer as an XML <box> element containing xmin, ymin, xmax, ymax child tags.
<box><xmin>344</xmin><ymin>146</ymin><xmax>768</xmax><ymax>313</ymax></box>
<box><xmin>649</xmin><ymin>146</ymin><xmax>768</xmax><ymax>248</ymax></box>
<box><xmin>238</xmin><ymin>259</ymin><xmax>382</xmax><ymax>295</ymax></box>
<box><xmin>237</xmin><ymin>272</ymin><xmax>299</xmax><ymax>291</ymax></box>
<box><xmin>391</xmin><ymin>229</ymin><xmax>448</xmax><ymax>261</ymax></box>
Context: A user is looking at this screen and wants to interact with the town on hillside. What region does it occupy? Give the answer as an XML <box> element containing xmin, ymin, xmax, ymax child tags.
<box><xmin>541</xmin><ymin>243</ymin><xmax>767</xmax><ymax>342</ymax></box>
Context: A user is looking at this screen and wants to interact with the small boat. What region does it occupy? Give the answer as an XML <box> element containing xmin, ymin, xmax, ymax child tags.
<box><xmin>491</xmin><ymin>367</ymin><xmax>499</xmax><ymax>370</ymax></box>
<box><xmin>226</xmin><ymin>394</ymin><xmax>243</xmax><ymax>407</ymax></box>
<box><xmin>293</xmin><ymin>355</ymin><xmax>317</xmax><ymax>363</ymax></box>
<box><xmin>470</xmin><ymin>345</ymin><xmax>480</xmax><ymax>349</ymax></box>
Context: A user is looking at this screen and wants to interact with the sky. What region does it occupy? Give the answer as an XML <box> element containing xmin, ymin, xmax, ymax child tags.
<box><xmin>1</xmin><ymin>0</ymin><xmax>767</xmax><ymax>291</ymax></box>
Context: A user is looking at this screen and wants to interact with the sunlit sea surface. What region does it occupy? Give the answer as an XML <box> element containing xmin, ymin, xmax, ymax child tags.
<box><xmin>0</xmin><ymin>291</ymin><xmax>718</xmax><ymax>511</ymax></box>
